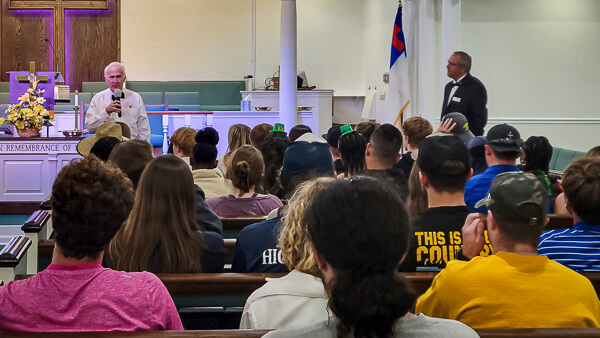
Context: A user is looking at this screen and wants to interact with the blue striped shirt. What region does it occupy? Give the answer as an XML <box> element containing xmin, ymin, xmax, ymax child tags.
<box><xmin>538</xmin><ymin>222</ymin><xmax>600</xmax><ymax>272</ymax></box>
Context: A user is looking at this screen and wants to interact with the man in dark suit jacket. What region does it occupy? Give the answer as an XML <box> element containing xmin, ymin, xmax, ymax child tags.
<box><xmin>441</xmin><ymin>51</ymin><xmax>488</xmax><ymax>136</ymax></box>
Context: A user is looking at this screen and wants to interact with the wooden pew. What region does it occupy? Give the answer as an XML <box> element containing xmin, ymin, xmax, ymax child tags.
<box><xmin>21</xmin><ymin>210</ymin><xmax>52</xmax><ymax>274</ymax></box>
<box><xmin>2</xmin><ymin>328</ymin><xmax>600</xmax><ymax>337</ymax></box>
<box><xmin>220</xmin><ymin>217</ymin><xmax>266</xmax><ymax>231</ymax></box>
<box><xmin>0</xmin><ymin>330</ymin><xmax>272</xmax><ymax>337</ymax></box>
<box><xmin>0</xmin><ymin>236</ymin><xmax>32</xmax><ymax>282</ymax></box>
<box><xmin>476</xmin><ymin>328</ymin><xmax>600</xmax><ymax>337</ymax></box>
<box><xmin>36</xmin><ymin>239</ymin><xmax>237</xmax><ymax>273</ymax></box>
<box><xmin>220</xmin><ymin>217</ymin><xmax>266</xmax><ymax>239</ymax></box>
<box><xmin>544</xmin><ymin>214</ymin><xmax>574</xmax><ymax>230</ymax></box>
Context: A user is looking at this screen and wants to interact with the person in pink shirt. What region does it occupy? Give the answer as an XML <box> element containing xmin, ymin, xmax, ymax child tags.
<box><xmin>0</xmin><ymin>155</ymin><xmax>183</xmax><ymax>332</ymax></box>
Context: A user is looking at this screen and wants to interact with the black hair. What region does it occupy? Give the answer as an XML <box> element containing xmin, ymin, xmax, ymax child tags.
<box><xmin>289</xmin><ymin>124</ymin><xmax>312</xmax><ymax>142</ymax></box>
<box><xmin>52</xmin><ymin>155</ymin><xmax>134</xmax><ymax>259</ymax></box>
<box><xmin>89</xmin><ymin>136</ymin><xmax>120</xmax><ymax>162</ymax></box>
<box><xmin>193</xmin><ymin>127</ymin><xmax>219</xmax><ymax>165</ymax></box>
<box><xmin>369</xmin><ymin>124</ymin><xmax>402</xmax><ymax>166</ymax></box>
<box><xmin>492</xmin><ymin>149</ymin><xmax>521</xmax><ymax>161</ymax></box>
<box><xmin>338</xmin><ymin>132</ymin><xmax>367</xmax><ymax>176</ymax></box>
<box><xmin>261</xmin><ymin>133</ymin><xmax>291</xmax><ymax>198</ymax></box>
<box><xmin>305</xmin><ymin>176</ymin><xmax>415</xmax><ymax>338</ymax></box>
<box><xmin>422</xmin><ymin>166</ymin><xmax>470</xmax><ymax>193</ymax></box>
<box><xmin>521</xmin><ymin>136</ymin><xmax>552</xmax><ymax>173</ymax></box>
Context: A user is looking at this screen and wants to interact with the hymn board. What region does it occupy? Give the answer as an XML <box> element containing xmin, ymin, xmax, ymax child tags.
<box><xmin>8</xmin><ymin>0</ymin><xmax>109</xmax><ymax>80</ymax></box>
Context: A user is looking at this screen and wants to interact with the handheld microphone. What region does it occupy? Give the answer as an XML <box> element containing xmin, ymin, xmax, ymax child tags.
<box><xmin>113</xmin><ymin>89</ymin><xmax>123</xmax><ymax>117</ymax></box>
<box><xmin>44</xmin><ymin>38</ymin><xmax>59</xmax><ymax>73</ymax></box>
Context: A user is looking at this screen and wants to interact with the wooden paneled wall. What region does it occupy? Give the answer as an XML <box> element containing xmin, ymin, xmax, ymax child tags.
<box><xmin>0</xmin><ymin>0</ymin><xmax>120</xmax><ymax>92</ymax></box>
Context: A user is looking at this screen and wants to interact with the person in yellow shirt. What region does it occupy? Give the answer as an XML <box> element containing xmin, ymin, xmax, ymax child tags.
<box><xmin>416</xmin><ymin>172</ymin><xmax>600</xmax><ymax>328</ymax></box>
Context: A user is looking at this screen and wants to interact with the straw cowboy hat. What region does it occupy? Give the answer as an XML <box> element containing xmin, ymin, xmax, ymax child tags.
<box><xmin>77</xmin><ymin>122</ymin><xmax>123</xmax><ymax>156</ymax></box>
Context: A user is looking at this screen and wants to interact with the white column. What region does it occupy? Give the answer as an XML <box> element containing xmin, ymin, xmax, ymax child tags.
<box><xmin>279</xmin><ymin>0</ymin><xmax>298</xmax><ymax>131</ymax></box>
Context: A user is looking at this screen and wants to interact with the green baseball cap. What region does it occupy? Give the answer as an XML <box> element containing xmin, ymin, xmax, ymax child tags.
<box><xmin>475</xmin><ymin>172</ymin><xmax>549</xmax><ymax>226</ymax></box>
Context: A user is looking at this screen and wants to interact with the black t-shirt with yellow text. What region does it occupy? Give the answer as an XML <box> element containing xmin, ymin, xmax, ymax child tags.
<box><xmin>400</xmin><ymin>206</ymin><xmax>493</xmax><ymax>272</ymax></box>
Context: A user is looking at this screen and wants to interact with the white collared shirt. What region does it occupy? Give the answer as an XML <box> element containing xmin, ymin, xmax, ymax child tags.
<box><xmin>86</xmin><ymin>88</ymin><xmax>151</xmax><ymax>142</ymax></box>
<box><xmin>447</xmin><ymin>73</ymin><xmax>468</xmax><ymax>106</ymax></box>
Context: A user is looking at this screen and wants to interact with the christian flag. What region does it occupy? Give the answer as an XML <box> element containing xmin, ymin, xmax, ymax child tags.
<box><xmin>387</xmin><ymin>2</ymin><xmax>411</xmax><ymax>127</ymax></box>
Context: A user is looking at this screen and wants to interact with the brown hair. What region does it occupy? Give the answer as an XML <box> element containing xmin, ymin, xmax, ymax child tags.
<box><xmin>279</xmin><ymin>177</ymin><xmax>335</xmax><ymax>274</ymax></box>
<box><xmin>587</xmin><ymin>146</ymin><xmax>600</xmax><ymax>159</ymax></box>
<box><xmin>108</xmin><ymin>140</ymin><xmax>154</xmax><ymax>190</ymax></box>
<box><xmin>170</xmin><ymin>127</ymin><xmax>197</xmax><ymax>157</ymax></box>
<box><xmin>227</xmin><ymin>145</ymin><xmax>264</xmax><ymax>193</ymax></box>
<box><xmin>562</xmin><ymin>157</ymin><xmax>600</xmax><ymax>224</ymax></box>
<box><xmin>250</xmin><ymin>123</ymin><xmax>274</xmax><ymax>150</ymax></box>
<box><xmin>406</xmin><ymin>161</ymin><xmax>428</xmax><ymax>218</ymax></box>
<box><xmin>223</xmin><ymin>124</ymin><xmax>252</xmax><ymax>173</ymax></box>
<box><xmin>402</xmin><ymin>117</ymin><xmax>433</xmax><ymax>148</ymax></box>
<box><xmin>108</xmin><ymin>155</ymin><xmax>205</xmax><ymax>273</ymax></box>
<box><xmin>355</xmin><ymin>122</ymin><xmax>380</xmax><ymax>143</ymax></box>
<box><xmin>52</xmin><ymin>156</ymin><xmax>134</xmax><ymax>259</ymax></box>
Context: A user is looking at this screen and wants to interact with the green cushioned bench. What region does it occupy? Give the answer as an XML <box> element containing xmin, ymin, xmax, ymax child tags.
<box><xmin>0</xmin><ymin>92</ymin><xmax>9</xmax><ymax>104</ymax></box>
<box><xmin>81</xmin><ymin>81</ymin><xmax>244</xmax><ymax>111</ymax></box>
<box><xmin>0</xmin><ymin>82</ymin><xmax>10</xmax><ymax>92</ymax></box>
<box><xmin>549</xmin><ymin>147</ymin><xmax>587</xmax><ymax>174</ymax></box>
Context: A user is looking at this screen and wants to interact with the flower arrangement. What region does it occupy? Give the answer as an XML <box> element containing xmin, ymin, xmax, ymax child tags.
<box><xmin>0</xmin><ymin>87</ymin><xmax>54</xmax><ymax>130</ymax></box>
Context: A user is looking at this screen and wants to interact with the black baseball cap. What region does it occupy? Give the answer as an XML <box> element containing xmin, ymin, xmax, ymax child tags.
<box><xmin>418</xmin><ymin>135</ymin><xmax>471</xmax><ymax>177</ymax></box>
<box><xmin>322</xmin><ymin>125</ymin><xmax>342</xmax><ymax>149</ymax></box>
<box><xmin>486</xmin><ymin>124</ymin><xmax>523</xmax><ymax>153</ymax></box>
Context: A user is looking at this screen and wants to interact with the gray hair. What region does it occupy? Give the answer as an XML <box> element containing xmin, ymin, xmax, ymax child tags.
<box><xmin>453</xmin><ymin>51</ymin><xmax>472</xmax><ymax>73</ymax></box>
<box><xmin>104</xmin><ymin>62</ymin><xmax>126</xmax><ymax>78</ymax></box>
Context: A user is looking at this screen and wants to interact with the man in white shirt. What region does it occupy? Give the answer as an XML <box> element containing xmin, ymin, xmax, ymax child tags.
<box><xmin>86</xmin><ymin>62</ymin><xmax>151</xmax><ymax>141</ymax></box>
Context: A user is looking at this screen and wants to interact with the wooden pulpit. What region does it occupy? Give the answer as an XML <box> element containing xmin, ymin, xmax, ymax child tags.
<box><xmin>8</xmin><ymin>62</ymin><xmax>55</xmax><ymax>110</ymax></box>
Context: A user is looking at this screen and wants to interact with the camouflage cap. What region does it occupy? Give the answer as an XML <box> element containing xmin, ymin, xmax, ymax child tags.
<box><xmin>475</xmin><ymin>172</ymin><xmax>549</xmax><ymax>226</ymax></box>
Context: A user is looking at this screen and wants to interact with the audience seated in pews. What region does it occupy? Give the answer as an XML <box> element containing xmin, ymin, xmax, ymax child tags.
<box><xmin>191</xmin><ymin>127</ymin><xmax>230</xmax><ymax>199</ymax></box>
<box><xmin>554</xmin><ymin>146</ymin><xmax>600</xmax><ymax>214</ymax></box>
<box><xmin>250</xmin><ymin>123</ymin><xmax>274</xmax><ymax>151</ymax></box>
<box><xmin>217</xmin><ymin>124</ymin><xmax>251</xmax><ymax>175</ymax></box>
<box><xmin>240</xmin><ymin>177</ymin><xmax>335</xmax><ymax>329</ymax></box>
<box><xmin>416</xmin><ymin>172</ymin><xmax>600</xmax><ymax>328</ymax></box>
<box><xmin>464</xmin><ymin>123</ymin><xmax>523</xmax><ymax>212</ymax></box>
<box><xmin>265</xmin><ymin>177</ymin><xmax>478</xmax><ymax>337</ymax></box>
<box><xmin>76</xmin><ymin>121</ymin><xmax>125</xmax><ymax>160</ymax></box>
<box><xmin>393</xmin><ymin>116</ymin><xmax>433</xmax><ymax>179</ymax></box>
<box><xmin>354</xmin><ymin>121</ymin><xmax>380</xmax><ymax>143</ymax></box>
<box><xmin>107</xmin><ymin>155</ymin><xmax>225</xmax><ymax>273</ymax></box>
<box><xmin>362</xmin><ymin>123</ymin><xmax>408</xmax><ymax>200</ymax></box>
<box><xmin>108</xmin><ymin>139</ymin><xmax>154</xmax><ymax>190</ymax></box>
<box><xmin>538</xmin><ymin>157</ymin><xmax>600</xmax><ymax>271</ymax></box>
<box><xmin>261</xmin><ymin>129</ymin><xmax>291</xmax><ymax>199</ymax></box>
<box><xmin>0</xmin><ymin>156</ymin><xmax>183</xmax><ymax>332</ymax></box>
<box><xmin>519</xmin><ymin>136</ymin><xmax>562</xmax><ymax>212</ymax></box>
<box><xmin>401</xmin><ymin>135</ymin><xmax>491</xmax><ymax>272</ymax></box>
<box><xmin>170</xmin><ymin>127</ymin><xmax>197</xmax><ymax>168</ymax></box>
<box><xmin>337</xmin><ymin>125</ymin><xmax>367</xmax><ymax>178</ymax></box>
<box><xmin>207</xmin><ymin>145</ymin><xmax>283</xmax><ymax>217</ymax></box>
<box><xmin>323</xmin><ymin>125</ymin><xmax>345</xmax><ymax>175</ymax></box>
<box><xmin>232</xmin><ymin>137</ymin><xmax>334</xmax><ymax>273</ymax></box>
<box><xmin>288</xmin><ymin>124</ymin><xmax>312</xmax><ymax>142</ymax></box>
